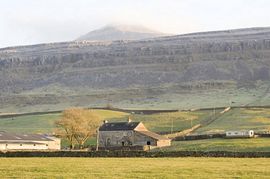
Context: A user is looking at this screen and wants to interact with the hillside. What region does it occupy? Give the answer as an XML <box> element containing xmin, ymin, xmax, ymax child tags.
<box><xmin>76</xmin><ymin>24</ymin><xmax>167</xmax><ymax>41</ymax></box>
<box><xmin>1</xmin><ymin>27</ymin><xmax>270</xmax><ymax>112</ymax></box>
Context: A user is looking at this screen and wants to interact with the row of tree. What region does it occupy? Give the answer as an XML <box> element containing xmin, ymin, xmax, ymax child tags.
<box><xmin>55</xmin><ymin>108</ymin><xmax>102</xmax><ymax>149</ymax></box>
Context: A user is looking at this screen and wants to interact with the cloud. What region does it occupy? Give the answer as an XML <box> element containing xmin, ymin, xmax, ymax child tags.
<box><xmin>0</xmin><ymin>0</ymin><xmax>270</xmax><ymax>47</ymax></box>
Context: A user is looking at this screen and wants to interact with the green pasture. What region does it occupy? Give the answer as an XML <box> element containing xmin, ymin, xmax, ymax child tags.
<box><xmin>159</xmin><ymin>138</ymin><xmax>270</xmax><ymax>152</ymax></box>
<box><xmin>0</xmin><ymin>158</ymin><xmax>270</xmax><ymax>178</ymax></box>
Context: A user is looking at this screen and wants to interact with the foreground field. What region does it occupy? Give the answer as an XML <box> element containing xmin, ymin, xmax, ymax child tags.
<box><xmin>159</xmin><ymin>138</ymin><xmax>270</xmax><ymax>152</ymax></box>
<box><xmin>0</xmin><ymin>158</ymin><xmax>270</xmax><ymax>178</ymax></box>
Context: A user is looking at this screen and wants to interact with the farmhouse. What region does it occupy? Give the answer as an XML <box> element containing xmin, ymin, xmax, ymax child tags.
<box><xmin>0</xmin><ymin>131</ymin><xmax>61</xmax><ymax>151</ymax></box>
<box><xmin>97</xmin><ymin>119</ymin><xmax>171</xmax><ymax>150</ymax></box>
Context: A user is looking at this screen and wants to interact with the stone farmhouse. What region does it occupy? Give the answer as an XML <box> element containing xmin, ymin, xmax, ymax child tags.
<box><xmin>0</xmin><ymin>131</ymin><xmax>61</xmax><ymax>151</ymax></box>
<box><xmin>97</xmin><ymin>119</ymin><xmax>171</xmax><ymax>150</ymax></box>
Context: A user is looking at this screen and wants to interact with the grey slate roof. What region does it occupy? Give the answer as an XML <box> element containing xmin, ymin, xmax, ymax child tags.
<box><xmin>0</xmin><ymin>141</ymin><xmax>46</xmax><ymax>144</ymax></box>
<box><xmin>0</xmin><ymin>131</ymin><xmax>53</xmax><ymax>141</ymax></box>
<box><xmin>99</xmin><ymin>122</ymin><xmax>140</xmax><ymax>131</ymax></box>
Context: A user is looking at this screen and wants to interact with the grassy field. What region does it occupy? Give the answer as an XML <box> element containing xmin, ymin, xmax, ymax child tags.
<box><xmin>196</xmin><ymin>108</ymin><xmax>270</xmax><ymax>134</ymax></box>
<box><xmin>0</xmin><ymin>109</ymin><xmax>129</xmax><ymax>133</ymax></box>
<box><xmin>158</xmin><ymin>138</ymin><xmax>270</xmax><ymax>152</ymax></box>
<box><xmin>0</xmin><ymin>109</ymin><xmax>213</xmax><ymax>134</ymax></box>
<box><xmin>1</xmin><ymin>107</ymin><xmax>270</xmax><ymax>135</ymax></box>
<box><xmin>2</xmin><ymin>107</ymin><xmax>270</xmax><ymax>151</ymax></box>
<box><xmin>119</xmin><ymin>110</ymin><xmax>212</xmax><ymax>133</ymax></box>
<box><xmin>0</xmin><ymin>113</ymin><xmax>61</xmax><ymax>133</ymax></box>
<box><xmin>0</xmin><ymin>157</ymin><xmax>270</xmax><ymax>178</ymax></box>
<box><xmin>4</xmin><ymin>81</ymin><xmax>269</xmax><ymax>113</ymax></box>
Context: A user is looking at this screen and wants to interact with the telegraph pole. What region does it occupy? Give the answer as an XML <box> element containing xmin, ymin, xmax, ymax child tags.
<box><xmin>171</xmin><ymin>117</ymin><xmax>174</xmax><ymax>134</ymax></box>
<box><xmin>96</xmin><ymin>129</ymin><xmax>99</xmax><ymax>151</ymax></box>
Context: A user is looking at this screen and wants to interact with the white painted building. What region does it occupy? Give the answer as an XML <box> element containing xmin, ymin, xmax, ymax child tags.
<box><xmin>0</xmin><ymin>131</ymin><xmax>61</xmax><ymax>151</ymax></box>
<box><xmin>225</xmin><ymin>130</ymin><xmax>254</xmax><ymax>138</ymax></box>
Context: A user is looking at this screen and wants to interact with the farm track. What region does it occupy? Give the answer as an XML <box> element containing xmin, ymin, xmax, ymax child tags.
<box><xmin>190</xmin><ymin>107</ymin><xmax>233</xmax><ymax>134</ymax></box>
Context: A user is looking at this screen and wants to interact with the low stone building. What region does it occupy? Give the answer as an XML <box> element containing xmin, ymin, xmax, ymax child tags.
<box><xmin>97</xmin><ymin>119</ymin><xmax>171</xmax><ymax>150</ymax></box>
<box><xmin>0</xmin><ymin>131</ymin><xmax>61</xmax><ymax>151</ymax></box>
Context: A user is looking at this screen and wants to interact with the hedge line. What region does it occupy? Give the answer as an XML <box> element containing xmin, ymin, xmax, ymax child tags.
<box><xmin>1</xmin><ymin>151</ymin><xmax>270</xmax><ymax>158</ymax></box>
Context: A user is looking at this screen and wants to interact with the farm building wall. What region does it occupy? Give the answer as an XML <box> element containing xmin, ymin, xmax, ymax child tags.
<box><xmin>225</xmin><ymin>130</ymin><xmax>254</xmax><ymax>138</ymax></box>
<box><xmin>134</xmin><ymin>123</ymin><xmax>148</xmax><ymax>131</ymax></box>
<box><xmin>133</xmin><ymin>131</ymin><xmax>157</xmax><ymax>146</ymax></box>
<box><xmin>98</xmin><ymin>130</ymin><xmax>161</xmax><ymax>148</ymax></box>
<box><xmin>47</xmin><ymin>137</ymin><xmax>61</xmax><ymax>150</ymax></box>
<box><xmin>0</xmin><ymin>143</ymin><xmax>48</xmax><ymax>150</ymax></box>
<box><xmin>98</xmin><ymin>130</ymin><xmax>135</xmax><ymax>147</ymax></box>
<box><xmin>157</xmin><ymin>139</ymin><xmax>171</xmax><ymax>147</ymax></box>
<box><xmin>0</xmin><ymin>138</ymin><xmax>61</xmax><ymax>151</ymax></box>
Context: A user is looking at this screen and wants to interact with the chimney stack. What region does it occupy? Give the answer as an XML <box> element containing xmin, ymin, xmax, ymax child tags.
<box><xmin>128</xmin><ymin>116</ymin><xmax>132</xmax><ymax>123</ymax></box>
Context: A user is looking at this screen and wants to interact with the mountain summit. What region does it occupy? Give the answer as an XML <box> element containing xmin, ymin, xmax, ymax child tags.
<box><xmin>76</xmin><ymin>24</ymin><xmax>168</xmax><ymax>41</ymax></box>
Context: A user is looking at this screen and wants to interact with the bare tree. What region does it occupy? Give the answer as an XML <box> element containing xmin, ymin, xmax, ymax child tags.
<box><xmin>55</xmin><ymin>108</ymin><xmax>102</xmax><ymax>149</ymax></box>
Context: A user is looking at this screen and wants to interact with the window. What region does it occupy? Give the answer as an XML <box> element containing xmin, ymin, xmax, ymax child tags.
<box><xmin>20</xmin><ymin>144</ymin><xmax>22</xmax><ymax>146</ymax></box>
<box><xmin>147</xmin><ymin>141</ymin><xmax>151</xmax><ymax>145</ymax></box>
<box><xmin>33</xmin><ymin>144</ymin><xmax>36</xmax><ymax>146</ymax></box>
<box><xmin>122</xmin><ymin>141</ymin><xmax>125</xmax><ymax>146</ymax></box>
<box><xmin>46</xmin><ymin>144</ymin><xmax>48</xmax><ymax>146</ymax></box>
<box><xmin>106</xmin><ymin>138</ymin><xmax>111</xmax><ymax>146</ymax></box>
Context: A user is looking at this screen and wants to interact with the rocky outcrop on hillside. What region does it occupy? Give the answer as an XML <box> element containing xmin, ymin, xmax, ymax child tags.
<box><xmin>1</xmin><ymin>27</ymin><xmax>270</xmax><ymax>111</ymax></box>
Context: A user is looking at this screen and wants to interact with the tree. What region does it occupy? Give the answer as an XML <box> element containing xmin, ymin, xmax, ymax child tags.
<box><xmin>55</xmin><ymin>108</ymin><xmax>102</xmax><ymax>149</ymax></box>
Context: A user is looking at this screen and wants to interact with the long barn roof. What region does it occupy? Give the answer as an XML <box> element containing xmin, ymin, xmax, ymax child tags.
<box><xmin>0</xmin><ymin>131</ymin><xmax>54</xmax><ymax>141</ymax></box>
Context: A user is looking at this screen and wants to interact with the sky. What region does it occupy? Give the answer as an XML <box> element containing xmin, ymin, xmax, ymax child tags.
<box><xmin>0</xmin><ymin>0</ymin><xmax>270</xmax><ymax>48</ymax></box>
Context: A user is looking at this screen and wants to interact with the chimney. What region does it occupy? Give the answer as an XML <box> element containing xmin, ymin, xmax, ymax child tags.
<box><xmin>103</xmin><ymin>120</ymin><xmax>108</xmax><ymax>124</ymax></box>
<box><xmin>128</xmin><ymin>116</ymin><xmax>132</xmax><ymax>123</ymax></box>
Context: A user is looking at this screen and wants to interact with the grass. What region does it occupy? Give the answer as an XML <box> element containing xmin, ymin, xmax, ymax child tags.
<box><xmin>0</xmin><ymin>109</ymin><xmax>129</xmax><ymax>133</ymax></box>
<box><xmin>2</xmin><ymin>107</ymin><xmax>270</xmax><ymax>151</ymax></box>
<box><xmin>0</xmin><ymin>113</ymin><xmax>61</xmax><ymax>133</ymax></box>
<box><xmin>196</xmin><ymin>108</ymin><xmax>270</xmax><ymax>134</ymax></box>
<box><xmin>1</xmin><ymin>107</ymin><xmax>270</xmax><ymax>135</ymax></box>
<box><xmin>0</xmin><ymin>157</ymin><xmax>270</xmax><ymax>178</ymax></box>
<box><xmin>0</xmin><ymin>109</ymin><xmax>214</xmax><ymax>134</ymax></box>
<box><xmin>115</xmin><ymin>111</ymin><xmax>213</xmax><ymax>133</ymax></box>
<box><xmin>2</xmin><ymin>81</ymin><xmax>270</xmax><ymax>113</ymax></box>
<box><xmin>158</xmin><ymin>138</ymin><xmax>270</xmax><ymax>152</ymax></box>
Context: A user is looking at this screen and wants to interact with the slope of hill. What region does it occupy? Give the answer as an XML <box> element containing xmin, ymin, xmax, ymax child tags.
<box><xmin>76</xmin><ymin>24</ymin><xmax>167</xmax><ymax>41</ymax></box>
<box><xmin>1</xmin><ymin>27</ymin><xmax>270</xmax><ymax>112</ymax></box>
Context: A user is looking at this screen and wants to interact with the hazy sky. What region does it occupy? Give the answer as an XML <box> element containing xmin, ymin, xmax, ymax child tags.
<box><xmin>1</xmin><ymin>0</ymin><xmax>270</xmax><ymax>48</ymax></box>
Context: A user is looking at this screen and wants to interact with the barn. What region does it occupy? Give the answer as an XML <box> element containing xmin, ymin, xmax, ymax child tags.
<box><xmin>225</xmin><ymin>130</ymin><xmax>254</xmax><ymax>138</ymax></box>
<box><xmin>97</xmin><ymin>119</ymin><xmax>171</xmax><ymax>150</ymax></box>
<box><xmin>0</xmin><ymin>131</ymin><xmax>61</xmax><ymax>151</ymax></box>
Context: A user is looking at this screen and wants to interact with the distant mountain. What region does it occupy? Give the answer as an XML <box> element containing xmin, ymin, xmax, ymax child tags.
<box><xmin>76</xmin><ymin>24</ymin><xmax>168</xmax><ymax>41</ymax></box>
<box><xmin>1</xmin><ymin>27</ymin><xmax>270</xmax><ymax>112</ymax></box>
